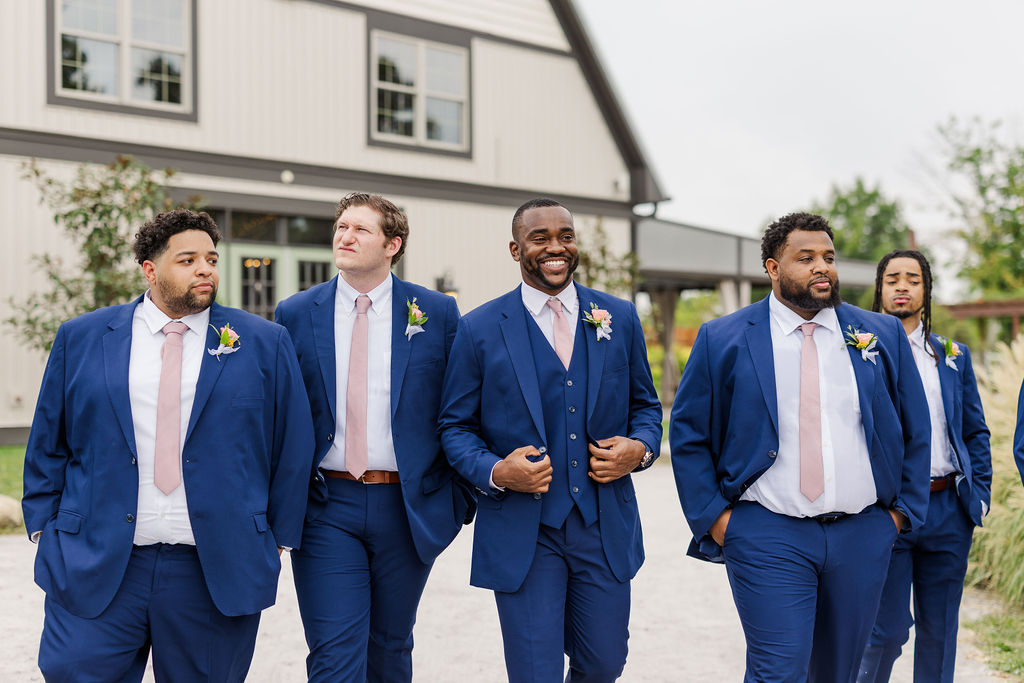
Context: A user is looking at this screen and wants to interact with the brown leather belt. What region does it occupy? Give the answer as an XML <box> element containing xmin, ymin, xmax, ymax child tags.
<box><xmin>323</xmin><ymin>469</ymin><xmax>400</xmax><ymax>484</ymax></box>
<box><xmin>930</xmin><ymin>473</ymin><xmax>957</xmax><ymax>493</ymax></box>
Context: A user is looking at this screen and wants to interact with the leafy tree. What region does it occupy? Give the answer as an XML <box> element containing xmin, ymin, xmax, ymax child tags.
<box><xmin>575</xmin><ymin>218</ymin><xmax>640</xmax><ymax>297</ymax></box>
<box><xmin>938</xmin><ymin>117</ymin><xmax>1024</xmax><ymax>298</ymax></box>
<box><xmin>6</xmin><ymin>156</ymin><xmax>198</xmax><ymax>352</ymax></box>
<box><xmin>811</xmin><ymin>177</ymin><xmax>913</xmax><ymax>261</ymax></box>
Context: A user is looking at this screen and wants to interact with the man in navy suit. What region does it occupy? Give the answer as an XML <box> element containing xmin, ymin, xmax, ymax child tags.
<box><xmin>439</xmin><ymin>198</ymin><xmax>662</xmax><ymax>682</ymax></box>
<box><xmin>858</xmin><ymin>250</ymin><xmax>991</xmax><ymax>682</ymax></box>
<box><xmin>671</xmin><ymin>212</ymin><xmax>931</xmax><ymax>682</ymax></box>
<box><xmin>22</xmin><ymin>209</ymin><xmax>313</xmax><ymax>681</ymax></box>
<box><xmin>275</xmin><ymin>192</ymin><xmax>473</xmax><ymax>682</ymax></box>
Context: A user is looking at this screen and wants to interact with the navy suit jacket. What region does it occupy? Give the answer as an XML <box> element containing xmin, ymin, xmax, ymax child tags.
<box><xmin>929</xmin><ymin>334</ymin><xmax>991</xmax><ymax>526</ymax></box>
<box><xmin>22</xmin><ymin>299</ymin><xmax>314</xmax><ymax>618</ymax></box>
<box><xmin>670</xmin><ymin>298</ymin><xmax>931</xmax><ymax>562</ymax></box>
<box><xmin>439</xmin><ymin>284</ymin><xmax>663</xmax><ymax>593</ymax></box>
<box><xmin>274</xmin><ymin>274</ymin><xmax>473</xmax><ymax>564</ymax></box>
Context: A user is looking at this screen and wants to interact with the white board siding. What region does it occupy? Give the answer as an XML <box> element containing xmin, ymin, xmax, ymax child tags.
<box><xmin>0</xmin><ymin>1</ymin><xmax>630</xmax><ymax>202</ymax></box>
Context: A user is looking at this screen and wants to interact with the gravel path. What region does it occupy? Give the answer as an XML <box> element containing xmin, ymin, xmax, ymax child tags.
<box><xmin>0</xmin><ymin>463</ymin><xmax>1006</xmax><ymax>681</ymax></box>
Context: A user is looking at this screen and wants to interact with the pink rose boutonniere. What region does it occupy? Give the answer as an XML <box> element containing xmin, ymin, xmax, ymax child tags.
<box><xmin>936</xmin><ymin>335</ymin><xmax>961</xmax><ymax>371</ymax></box>
<box><xmin>208</xmin><ymin>323</ymin><xmax>240</xmax><ymax>359</ymax></box>
<box><xmin>582</xmin><ymin>302</ymin><xmax>612</xmax><ymax>341</ymax></box>
<box><xmin>844</xmin><ymin>325</ymin><xmax>878</xmax><ymax>365</ymax></box>
<box><xmin>405</xmin><ymin>298</ymin><xmax>428</xmax><ymax>340</ymax></box>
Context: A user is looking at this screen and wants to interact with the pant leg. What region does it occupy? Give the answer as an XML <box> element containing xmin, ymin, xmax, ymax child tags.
<box><xmin>811</xmin><ymin>505</ymin><xmax>899</xmax><ymax>683</ymax></box>
<box><xmin>364</xmin><ymin>484</ymin><xmax>434</xmax><ymax>683</ymax></box>
<box><xmin>147</xmin><ymin>545</ymin><xmax>260</xmax><ymax>683</ymax></box>
<box><xmin>38</xmin><ymin>547</ymin><xmax>155</xmax><ymax>683</ymax></box>
<box><xmin>721</xmin><ymin>502</ymin><xmax>823</xmax><ymax>683</ymax></box>
<box><xmin>909</xmin><ymin>489</ymin><xmax>974</xmax><ymax>683</ymax></box>
<box><xmin>857</xmin><ymin>527</ymin><xmax>917</xmax><ymax>683</ymax></box>
<box><xmin>563</xmin><ymin>511</ymin><xmax>630</xmax><ymax>683</ymax></box>
<box><xmin>494</xmin><ymin>523</ymin><xmax>570</xmax><ymax>683</ymax></box>
<box><xmin>291</xmin><ymin>478</ymin><xmax>373</xmax><ymax>683</ymax></box>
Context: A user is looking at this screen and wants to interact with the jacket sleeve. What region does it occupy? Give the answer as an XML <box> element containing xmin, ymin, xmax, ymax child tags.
<box><xmin>959</xmin><ymin>345</ymin><xmax>991</xmax><ymax>512</ymax></box>
<box><xmin>891</xmin><ymin>324</ymin><xmax>931</xmax><ymax>531</ymax></box>
<box><xmin>624</xmin><ymin>303</ymin><xmax>663</xmax><ymax>465</ymax></box>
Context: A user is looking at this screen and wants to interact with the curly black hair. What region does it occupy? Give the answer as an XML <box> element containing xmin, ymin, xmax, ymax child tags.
<box><xmin>133</xmin><ymin>209</ymin><xmax>221</xmax><ymax>264</ymax></box>
<box><xmin>872</xmin><ymin>249</ymin><xmax>938</xmax><ymax>362</ymax></box>
<box><xmin>760</xmin><ymin>212</ymin><xmax>835</xmax><ymax>273</ymax></box>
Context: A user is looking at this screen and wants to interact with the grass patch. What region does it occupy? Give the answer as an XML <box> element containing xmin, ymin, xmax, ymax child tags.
<box><xmin>0</xmin><ymin>445</ymin><xmax>25</xmax><ymax>535</ymax></box>
<box><xmin>969</xmin><ymin>610</ymin><xmax>1024</xmax><ymax>677</ymax></box>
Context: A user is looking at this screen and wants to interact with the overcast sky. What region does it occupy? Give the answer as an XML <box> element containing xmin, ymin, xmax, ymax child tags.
<box><xmin>578</xmin><ymin>0</ymin><xmax>1024</xmax><ymax>247</ymax></box>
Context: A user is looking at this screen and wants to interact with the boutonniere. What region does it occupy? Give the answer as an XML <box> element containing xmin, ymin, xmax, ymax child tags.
<box><xmin>936</xmin><ymin>335</ymin><xmax>962</xmax><ymax>371</ymax></box>
<box><xmin>405</xmin><ymin>298</ymin><xmax>427</xmax><ymax>340</ymax></box>
<box><xmin>207</xmin><ymin>323</ymin><xmax>240</xmax><ymax>359</ymax></box>
<box><xmin>844</xmin><ymin>325</ymin><xmax>878</xmax><ymax>365</ymax></box>
<box><xmin>582</xmin><ymin>302</ymin><xmax>612</xmax><ymax>341</ymax></box>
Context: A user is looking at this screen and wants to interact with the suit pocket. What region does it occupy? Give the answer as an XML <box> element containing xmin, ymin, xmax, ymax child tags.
<box><xmin>421</xmin><ymin>467</ymin><xmax>452</xmax><ymax>494</ymax></box>
<box><xmin>55</xmin><ymin>510</ymin><xmax>83</xmax><ymax>534</ymax></box>
<box><xmin>232</xmin><ymin>395</ymin><xmax>264</xmax><ymax>409</ymax></box>
<box><xmin>252</xmin><ymin>512</ymin><xmax>269</xmax><ymax>533</ymax></box>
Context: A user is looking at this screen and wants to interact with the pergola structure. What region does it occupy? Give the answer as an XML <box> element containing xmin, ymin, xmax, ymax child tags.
<box><xmin>944</xmin><ymin>298</ymin><xmax>1024</xmax><ymax>340</ymax></box>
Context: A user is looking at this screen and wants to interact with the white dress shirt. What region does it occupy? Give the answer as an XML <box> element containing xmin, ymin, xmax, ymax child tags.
<box><xmin>129</xmin><ymin>292</ymin><xmax>208</xmax><ymax>545</ymax></box>
<box><xmin>741</xmin><ymin>293</ymin><xmax>878</xmax><ymax>516</ymax></box>
<box><xmin>909</xmin><ymin>323</ymin><xmax>956</xmax><ymax>477</ymax></box>
<box><xmin>321</xmin><ymin>274</ymin><xmax>398</xmax><ymax>473</ymax></box>
<box><xmin>521</xmin><ymin>281</ymin><xmax>580</xmax><ymax>349</ymax></box>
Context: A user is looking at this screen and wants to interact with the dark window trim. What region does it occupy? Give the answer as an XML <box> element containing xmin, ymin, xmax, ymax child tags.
<box><xmin>366</xmin><ymin>12</ymin><xmax>473</xmax><ymax>159</ymax></box>
<box><xmin>46</xmin><ymin>0</ymin><xmax>199</xmax><ymax>122</ymax></box>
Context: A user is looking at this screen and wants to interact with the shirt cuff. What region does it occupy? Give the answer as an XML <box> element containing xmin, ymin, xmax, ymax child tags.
<box><xmin>488</xmin><ymin>462</ymin><xmax>505</xmax><ymax>492</ymax></box>
<box><xmin>30</xmin><ymin>531</ymin><xmax>42</xmax><ymax>543</ymax></box>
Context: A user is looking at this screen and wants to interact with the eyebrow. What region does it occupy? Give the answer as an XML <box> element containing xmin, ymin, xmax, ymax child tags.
<box><xmin>174</xmin><ymin>250</ymin><xmax>219</xmax><ymax>258</ymax></box>
<box><xmin>884</xmin><ymin>269</ymin><xmax>920</xmax><ymax>277</ymax></box>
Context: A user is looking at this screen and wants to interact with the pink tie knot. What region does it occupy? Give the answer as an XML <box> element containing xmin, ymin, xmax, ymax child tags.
<box><xmin>355</xmin><ymin>295</ymin><xmax>372</xmax><ymax>314</ymax></box>
<box><xmin>163</xmin><ymin>321</ymin><xmax>188</xmax><ymax>338</ymax></box>
<box><xmin>546</xmin><ymin>297</ymin><xmax>563</xmax><ymax>314</ymax></box>
<box><xmin>800</xmin><ymin>321</ymin><xmax>817</xmax><ymax>337</ymax></box>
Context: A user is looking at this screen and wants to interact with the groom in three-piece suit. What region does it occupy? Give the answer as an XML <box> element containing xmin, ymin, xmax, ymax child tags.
<box><xmin>22</xmin><ymin>209</ymin><xmax>314</xmax><ymax>681</ymax></box>
<box><xmin>670</xmin><ymin>213</ymin><xmax>931</xmax><ymax>682</ymax></box>
<box><xmin>439</xmin><ymin>198</ymin><xmax>662</xmax><ymax>682</ymax></box>
<box><xmin>275</xmin><ymin>192</ymin><xmax>473</xmax><ymax>682</ymax></box>
<box><xmin>858</xmin><ymin>250</ymin><xmax>991</xmax><ymax>683</ymax></box>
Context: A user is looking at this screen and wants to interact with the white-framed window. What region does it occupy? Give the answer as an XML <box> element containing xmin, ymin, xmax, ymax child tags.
<box><xmin>371</xmin><ymin>30</ymin><xmax>469</xmax><ymax>152</ymax></box>
<box><xmin>55</xmin><ymin>0</ymin><xmax>191</xmax><ymax>113</ymax></box>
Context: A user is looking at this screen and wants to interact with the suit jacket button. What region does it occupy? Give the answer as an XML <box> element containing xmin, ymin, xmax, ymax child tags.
<box><xmin>327</xmin><ymin>433</ymin><xmax>333</xmax><ymax>441</ymax></box>
<box><xmin>131</xmin><ymin>457</ymin><xmax>137</xmax><ymax>465</ymax></box>
<box><xmin>533</xmin><ymin>493</ymin><xmax>542</xmax><ymax>500</ymax></box>
<box><xmin>125</xmin><ymin>514</ymin><xmax>135</xmax><ymax>523</ymax></box>
<box><xmin>538</xmin><ymin>447</ymin><xmax>547</xmax><ymax>454</ymax></box>
<box><xmin>768</xmin><ymin>450</ymin><xmax>777</xmax><ymax>458</ymax></box>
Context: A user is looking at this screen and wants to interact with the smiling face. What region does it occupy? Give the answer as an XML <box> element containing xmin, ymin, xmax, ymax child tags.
<box><xmin>766</xmin><ymin>229</ymin><xmax>841</xmax><ymax>318</ymax></box>
<box><xmin>509</xmin><ymin>205</ymin><xmax>579</xmax><ymax>295</ymax></box>
<box><xmin>142</xmin><ymin>229</ymin><xmax>219</xmax><ymax>318</ymax></box>
<box><xmin>880</xmin><ymin>256</ymin><xmax>925</xmax><ymax>324</ymax></box>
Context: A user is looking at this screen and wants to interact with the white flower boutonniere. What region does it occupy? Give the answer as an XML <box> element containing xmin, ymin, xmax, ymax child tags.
<box><xmin>844</xmin><ymin>325</ymin><xmax>878</xmax><ymax>365</ymax></box>
<box><xmin>405</xmin><ymin>298</ymin><xmax>427</xmax><ymax>341</ymax></box>
<box><xmin>582</xmin><ymin>303</ymin><xmax>612</xmax><ymax>341</ymax></box>
<box><xmin>208</xmin><ymin>323</ymin><xmax>241</xmax><ymax>359</ymax></box>
<box><xmin>936</xmin><ymin>335</ymin><xmax>962</xmax><ymax>371</ymax></box>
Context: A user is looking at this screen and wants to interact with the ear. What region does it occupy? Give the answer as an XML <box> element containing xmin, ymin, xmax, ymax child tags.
<box><xmin>385</xmin><ymin>236</ymin><xmax>402</xmax><ymax>259</ymax></box>
<box><xmin>509</xmin><ymin>240</ymin><xmax>521</xmax><ymax>262</ymax></box>
<box><xmin>141</xmin><ymin>260</ymin><xmax>158</xmax><ymax>286</ymax></box>
<box><xmin>765</xmin><ymin>258</ymin><xmax>780</xmax><ymax>283</ymax></box>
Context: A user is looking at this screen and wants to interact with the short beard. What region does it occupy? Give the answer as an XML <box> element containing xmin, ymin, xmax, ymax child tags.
<box><xmin>158</xmin><ymin>280</ymin><xmax>216</xmax><ymax>317</ymax></box>
<box><xmin>883</xmin><ymin>304</ymin><xmax>921</xmax><ymax>320</ymax></box>
<box><xmin>779</xmin><ymin>272</ymin><xmax>841</xmax><ymax>311</ymax></box>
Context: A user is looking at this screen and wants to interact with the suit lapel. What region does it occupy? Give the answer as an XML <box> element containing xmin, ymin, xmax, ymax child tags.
<box><xmin>390</xmin><ymin>276</ymin><xmax>412</xmax><ymax>419</ymax></box>
<box><xmin>501</xmin><ymin>288</ymin><xmax>546</xmax><ymax>439</ymax></box>
<box><xmin>743</xmin><ymin>299</ymin><xmax>779</xmax><ymax>436</ymax></box>
<box><xmin>311</xmin><ymin>276</ymin><xmax>338</xmax><ymax>422</ymax></box>
<box><xmin>103</xmin><ymin>298</ymin><xmax>143</xmax><ymax>458</ymax></box>
<box><xmin>836</xmin><ymin>305</ymin><xmax>876</xmax><ymax>439</ymax></box>
<box><xmin>185</xmin><ymin>303</ymin><xmax>228</xmax><ymax>443</ymax></box>
<box><xmin>931</xmin><ymin>333</ymin><xmax>957</xmax><ymax>423</ymax></box>
<box><xmin>577</xmin><ymin>285</ymin><xmax>608</xmax><ymax>421</ymax></box>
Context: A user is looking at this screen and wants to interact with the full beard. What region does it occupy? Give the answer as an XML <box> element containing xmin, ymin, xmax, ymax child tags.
<box><xmin>526</xmin><ymin>255</ymin><xmax>580</xmax><ymax>292</ymax></box>
<box><xmin>779</xmin><ymin>272</ymin><xmax>841</xmax><ymax>311</ymax></box>
<box><xmin>158</xmin><ymin>280</ymin><xmax>217</xmax><ymax>317</ymax></box>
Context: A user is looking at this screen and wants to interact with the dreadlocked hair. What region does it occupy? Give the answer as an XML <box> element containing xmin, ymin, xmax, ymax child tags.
<box><xmin>872</xmin><ymin>249</ymin><xmax>939</xmax><ymax>362</ymax></box>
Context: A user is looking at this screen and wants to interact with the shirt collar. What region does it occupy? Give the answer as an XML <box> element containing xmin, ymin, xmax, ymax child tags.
<box><xmin>336</xmin><ymin>272</ymin><xmax>393</xmax><ymax>316</ymax></box>
<box><xmin>521</xmin><ymin>281</ymin><xmax>578</xmax><ymax>317</ymax></box>
<box><xmin>768</xmin><ymin>291</ymin><xmax>839</xmax><ymax>336</ymax></box>
<box><xmin>908</xmin><ymin>320</ymin><xmax>927</xmax><ymax>350</ymax></box>
<box><xmin>140</xmin><ymin>291</ymin><xmax>210</xmax><ymax>338</ymax></box>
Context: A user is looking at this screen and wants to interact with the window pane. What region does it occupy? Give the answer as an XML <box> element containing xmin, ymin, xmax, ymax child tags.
<box><xmin>425</xmin><ymin>47</ymin><xmax>464</xmax><ymax>97</ymax></box>
<box><xmin>231</xmin><ymin>212</ymin><xmax>278</xmax><ymax>242</ymax></box>
<box><xmin>298</xmin><ymin>261</ymin><xmax>333</xmax><ymax>291</ymax></box>
<box><xmin>286</xmin><ymin>217</ymin><xmax>335</xmax><ymax>246</ymax></box>
<box><xmin>61</xmin><ymin>0</ymin><xmax>117</xmax><ymax>36</ymax></box>
<box><xmin>240</xmin><ymin>256</ymin><xmax>276</xmax><ymax>320</ymax></box>
<box><xmin>377</xmin><ymin>89</ymin><xmax>414</xmax><ymax>137</ymax></box>
<box><xmin>376</xmin><ymin>36</ymin><xmax>416</xmax><ymax>87</ymax></box>
<box><xmin>132</xmin><ymin>0</ymin><xmax>184</xmax><ymax>48</ymax></box>
<box><xmin>426</xmin><ymin>98</ymin><xmax>463</xmax><ymax>144</ymax></box>
<box><xmin>60</xmin><ymin>35</ymin><xmax>118</xmax><ymax>94</ymax></box>
<box><xmin>131</xmin><ymin>48</ymin><xmax>183</xmax><ymax>103</ymax></box>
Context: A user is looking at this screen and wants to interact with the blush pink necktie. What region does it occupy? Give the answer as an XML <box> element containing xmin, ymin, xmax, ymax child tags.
<box><xmin>154</xmin><ymin>321</ymin><xmax>189</xmax><ymax>495</ymax></box>
<box><xmin>346</xmin><ymin>295</ymin><xmax>371</xmax><ymax>479</ymax></box>
<box><xmin>799</xmin><ymin>322</ymin><xmax>825</xmax><ymax>502</ymax></box>
<box><xmin>546</xmin><ymin>297</ymin><xmax>573</xmax><ymax>370</ymax></box>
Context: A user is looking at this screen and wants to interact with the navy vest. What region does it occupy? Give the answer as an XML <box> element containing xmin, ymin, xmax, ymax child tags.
<box><xmin>525</xmin><ymin>308</ymin><xmax>598</xmax><ymax>529</ymax></box>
